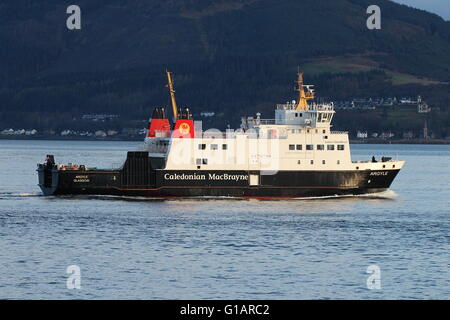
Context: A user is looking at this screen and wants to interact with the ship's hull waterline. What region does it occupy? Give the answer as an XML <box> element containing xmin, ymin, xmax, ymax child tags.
<box><xmin>38</xmin><ymin>152</ymin><xmax>400</xmax><ymax>199</ymax></box>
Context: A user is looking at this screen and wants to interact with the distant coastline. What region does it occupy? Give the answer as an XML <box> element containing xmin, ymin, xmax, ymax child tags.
<box><xmin>350</xmin><ymin>139</ymin><xmax>450</xmax><ymax>145</ymax></box>
<box><xmin>1</xmin><ymin>136</ymin><xmax>449</xmax><ymax>144</ymax></box>
<box><xmin>0</xmin><ymin>135</ymin><xmax>144</xmax><ymax>142</ymax></box>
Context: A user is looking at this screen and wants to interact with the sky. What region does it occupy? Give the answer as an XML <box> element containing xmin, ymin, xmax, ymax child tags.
<box><xmin>392</xmin><ymin>0</ymin><xmax>450</xmax><ymax>20</ymax></box>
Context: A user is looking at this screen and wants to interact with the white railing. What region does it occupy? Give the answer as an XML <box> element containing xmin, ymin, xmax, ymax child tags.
<box><xmin>200</xmin><ymin>131</ymin><xmax>288</xmax><ymax>139</ymax></box>
<box><xmin>252</xmin><ymin>119</ymin><xmax>276</xmax><ymax>125</ymax></box>
<box><xmin>308</xmin><ymin>103</ymin><xmax>334</xmax><ymax>111</ymax></box>
<box><xmin>276</xmin><ymin>103</ymin><xmax>296</xmax><ymax>110</ymax></box>
<box><xmin>276</xmin><ymin>102</ymin><xmax>334</xmax><ymax>111</ymax></box>
<box><xmin>203</xmin><ymin>132</ymin><xmax>227</xmax><ymax>139</ymax></box>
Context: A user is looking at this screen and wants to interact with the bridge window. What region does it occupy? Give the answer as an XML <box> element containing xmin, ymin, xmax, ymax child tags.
<box><xmin>337</xmin><ymin>145</ymin><xmax>345</xmax><ymax>150</ymax></box>
<box><xmin>318</xmin><ymin>114</ymin><xmax>323</xmax><ymax>122</ymax></box>
<box><xmin>296</xmin><ymin>144</ymin><xmax>302</xmax><ymax>150</ymax></box>
<box><xmin>317</xmin><ymin>144</ymin><xmax>324</xmax><ymax>150</ymax></box>
<box><xmin>306</xmin><ymin>144</ymin><xmax>314</xmax><ymax>150</ymax></box>
<box><xmin>327</xmin><ymin>145</ymin><xmax>335</xmax><ymax>150</ymax></box>
<box><xmin>319</xmin><ymin>114</ymin><xmax>331</xmax><ymax>123</ymax></box>
<box><xmin>289</xmin><ymin>144</ymin><xmax>295</xmax><ymax>150</ymax></box>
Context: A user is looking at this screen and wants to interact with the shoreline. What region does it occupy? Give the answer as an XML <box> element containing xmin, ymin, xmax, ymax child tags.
<box><xmin>0</xmin><ymin>136</ymin><xmax>144</xmax><ymax>142</ymax></box>
<box><xmin>1</xmin><ymin>136</ymin><xmax>449</xmax><ymax>144</ymax></box>
<box><xmin>349</xmin><ymin>139</ymin><xmax>450</xmax><ymax>145</ymax></box>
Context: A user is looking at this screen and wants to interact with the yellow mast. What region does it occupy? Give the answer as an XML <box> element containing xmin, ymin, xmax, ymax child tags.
<box><xmin>295</xmin><ymin>71</ymin><xmax>314</xmax><ymax>110</ymax></box>
<box><xmin>166</xmin><ymin>71</ymin><xmax>178</xmax><ymax>120</ymax></box>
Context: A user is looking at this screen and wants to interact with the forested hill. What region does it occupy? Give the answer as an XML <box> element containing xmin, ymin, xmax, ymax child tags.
<box><xmin>1</xmin><ymin>0</ymin><xmax>449</xmax><ymax>137</ymax></box>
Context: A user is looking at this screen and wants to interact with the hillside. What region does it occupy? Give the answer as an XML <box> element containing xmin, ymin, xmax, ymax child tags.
<box><xmin>0</xmin><ymin>0</ymin><xmax>449</xmax><ymax>137</ymax></box>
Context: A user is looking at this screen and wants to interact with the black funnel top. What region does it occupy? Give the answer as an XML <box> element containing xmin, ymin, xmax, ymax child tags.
<box><xmin>177</xmin><ymin>107</ymin><xmax>192</xmax><ymax>120</ymax></box>
<box><xmin>151</xmin><ymin>107</ymin><xmax>166</xmax><ymax>119</ymax></box>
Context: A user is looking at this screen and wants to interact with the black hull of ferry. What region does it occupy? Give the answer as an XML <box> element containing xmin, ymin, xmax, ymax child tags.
<box><xmin>38</xmin><ymin>152</ymin><xmax>400</xmax><ymax>199</ymax></box>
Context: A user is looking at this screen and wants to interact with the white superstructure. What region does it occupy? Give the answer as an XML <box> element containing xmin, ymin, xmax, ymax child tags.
<box><xmin>144</xmin><ymin>72</ymin><xmax>404</xmax><ymax>175</ymax></box>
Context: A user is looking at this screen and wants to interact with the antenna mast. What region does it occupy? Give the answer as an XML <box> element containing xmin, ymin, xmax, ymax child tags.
<box><xmin>295</xmin><ymin>71</ymin><xmax>315</xmax><ymax>110</ymax></box>
<box><xmin>166</xmin><ymin>71</ymin><xmax>178</xmax><ymax>121</ymax></box>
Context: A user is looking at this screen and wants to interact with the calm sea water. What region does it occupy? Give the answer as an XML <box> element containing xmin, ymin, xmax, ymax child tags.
<box><xmin>0</xmin><ymin>139</ymin><xmax>449</xmax><ymax>299</ymax></box>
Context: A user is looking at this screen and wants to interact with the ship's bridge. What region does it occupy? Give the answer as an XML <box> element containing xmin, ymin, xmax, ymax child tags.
<box><xmin>244</xmin><ymin>101</ymin><xmax>335</xmax><ymax>132</ymax></box>
<box><xmin>274</xmin><ymin>101</ymin><xmax>335</xmax><ymax>128</ymax></box>
<box><xmin>243</xmin><ymin>72</ymin><xmax>336</xmax><ymax>130</ymax></box>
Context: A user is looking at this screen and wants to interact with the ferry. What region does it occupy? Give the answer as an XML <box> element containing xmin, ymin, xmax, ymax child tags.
<box><xmin>37</xmin><ymin>72</ymin><xmax>404</xmax><ymax>198</ymax></box>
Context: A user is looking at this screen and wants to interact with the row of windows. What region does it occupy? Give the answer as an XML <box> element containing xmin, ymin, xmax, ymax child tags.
<box><xmin>196</xmin><ymin>159</ymin><xmax>341</xmax><ymax>166</ymax></box>
<box><xmin>307</xmin><ymin>129</ymin><xmax>327</xmax><ymax>134</ymax></box>
<box><xmin>290</xmin><ymin>129</ymin><xmax>328</xmax><ymax>135</ymax></box>
<box><xmin>198</xmin><ymin>141</ymin><xmax>341</xmax><ymax>151</ymax></box>
<box><xmin>199</xmin><ymin>144</ymin><xmax>227</xmax><ymax>150</ymax></box>
<box><xmin>297</xmin><ymin>160</ymin><xmax>341</xmax><ymax>165</ymax></box>
<box><xmin>292</xmin><ymin>113</ymin><xmax>332</xmax><ymax>122</ymax></box>
<box><xmin>195</xmin><ymin>159</ymin><xmax>347</xmax><ymax>166</ymax></box>
<box><xmin>289</xmin><ymin>144</ymin><xmax>345</xmax><ymax>151</ymax></box>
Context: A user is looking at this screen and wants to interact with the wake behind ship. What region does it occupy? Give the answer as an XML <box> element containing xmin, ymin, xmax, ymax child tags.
<box><xmin>37</xmin><ymin>72</ymin><xmax>404</xmax><ymax>198</ymax></box>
